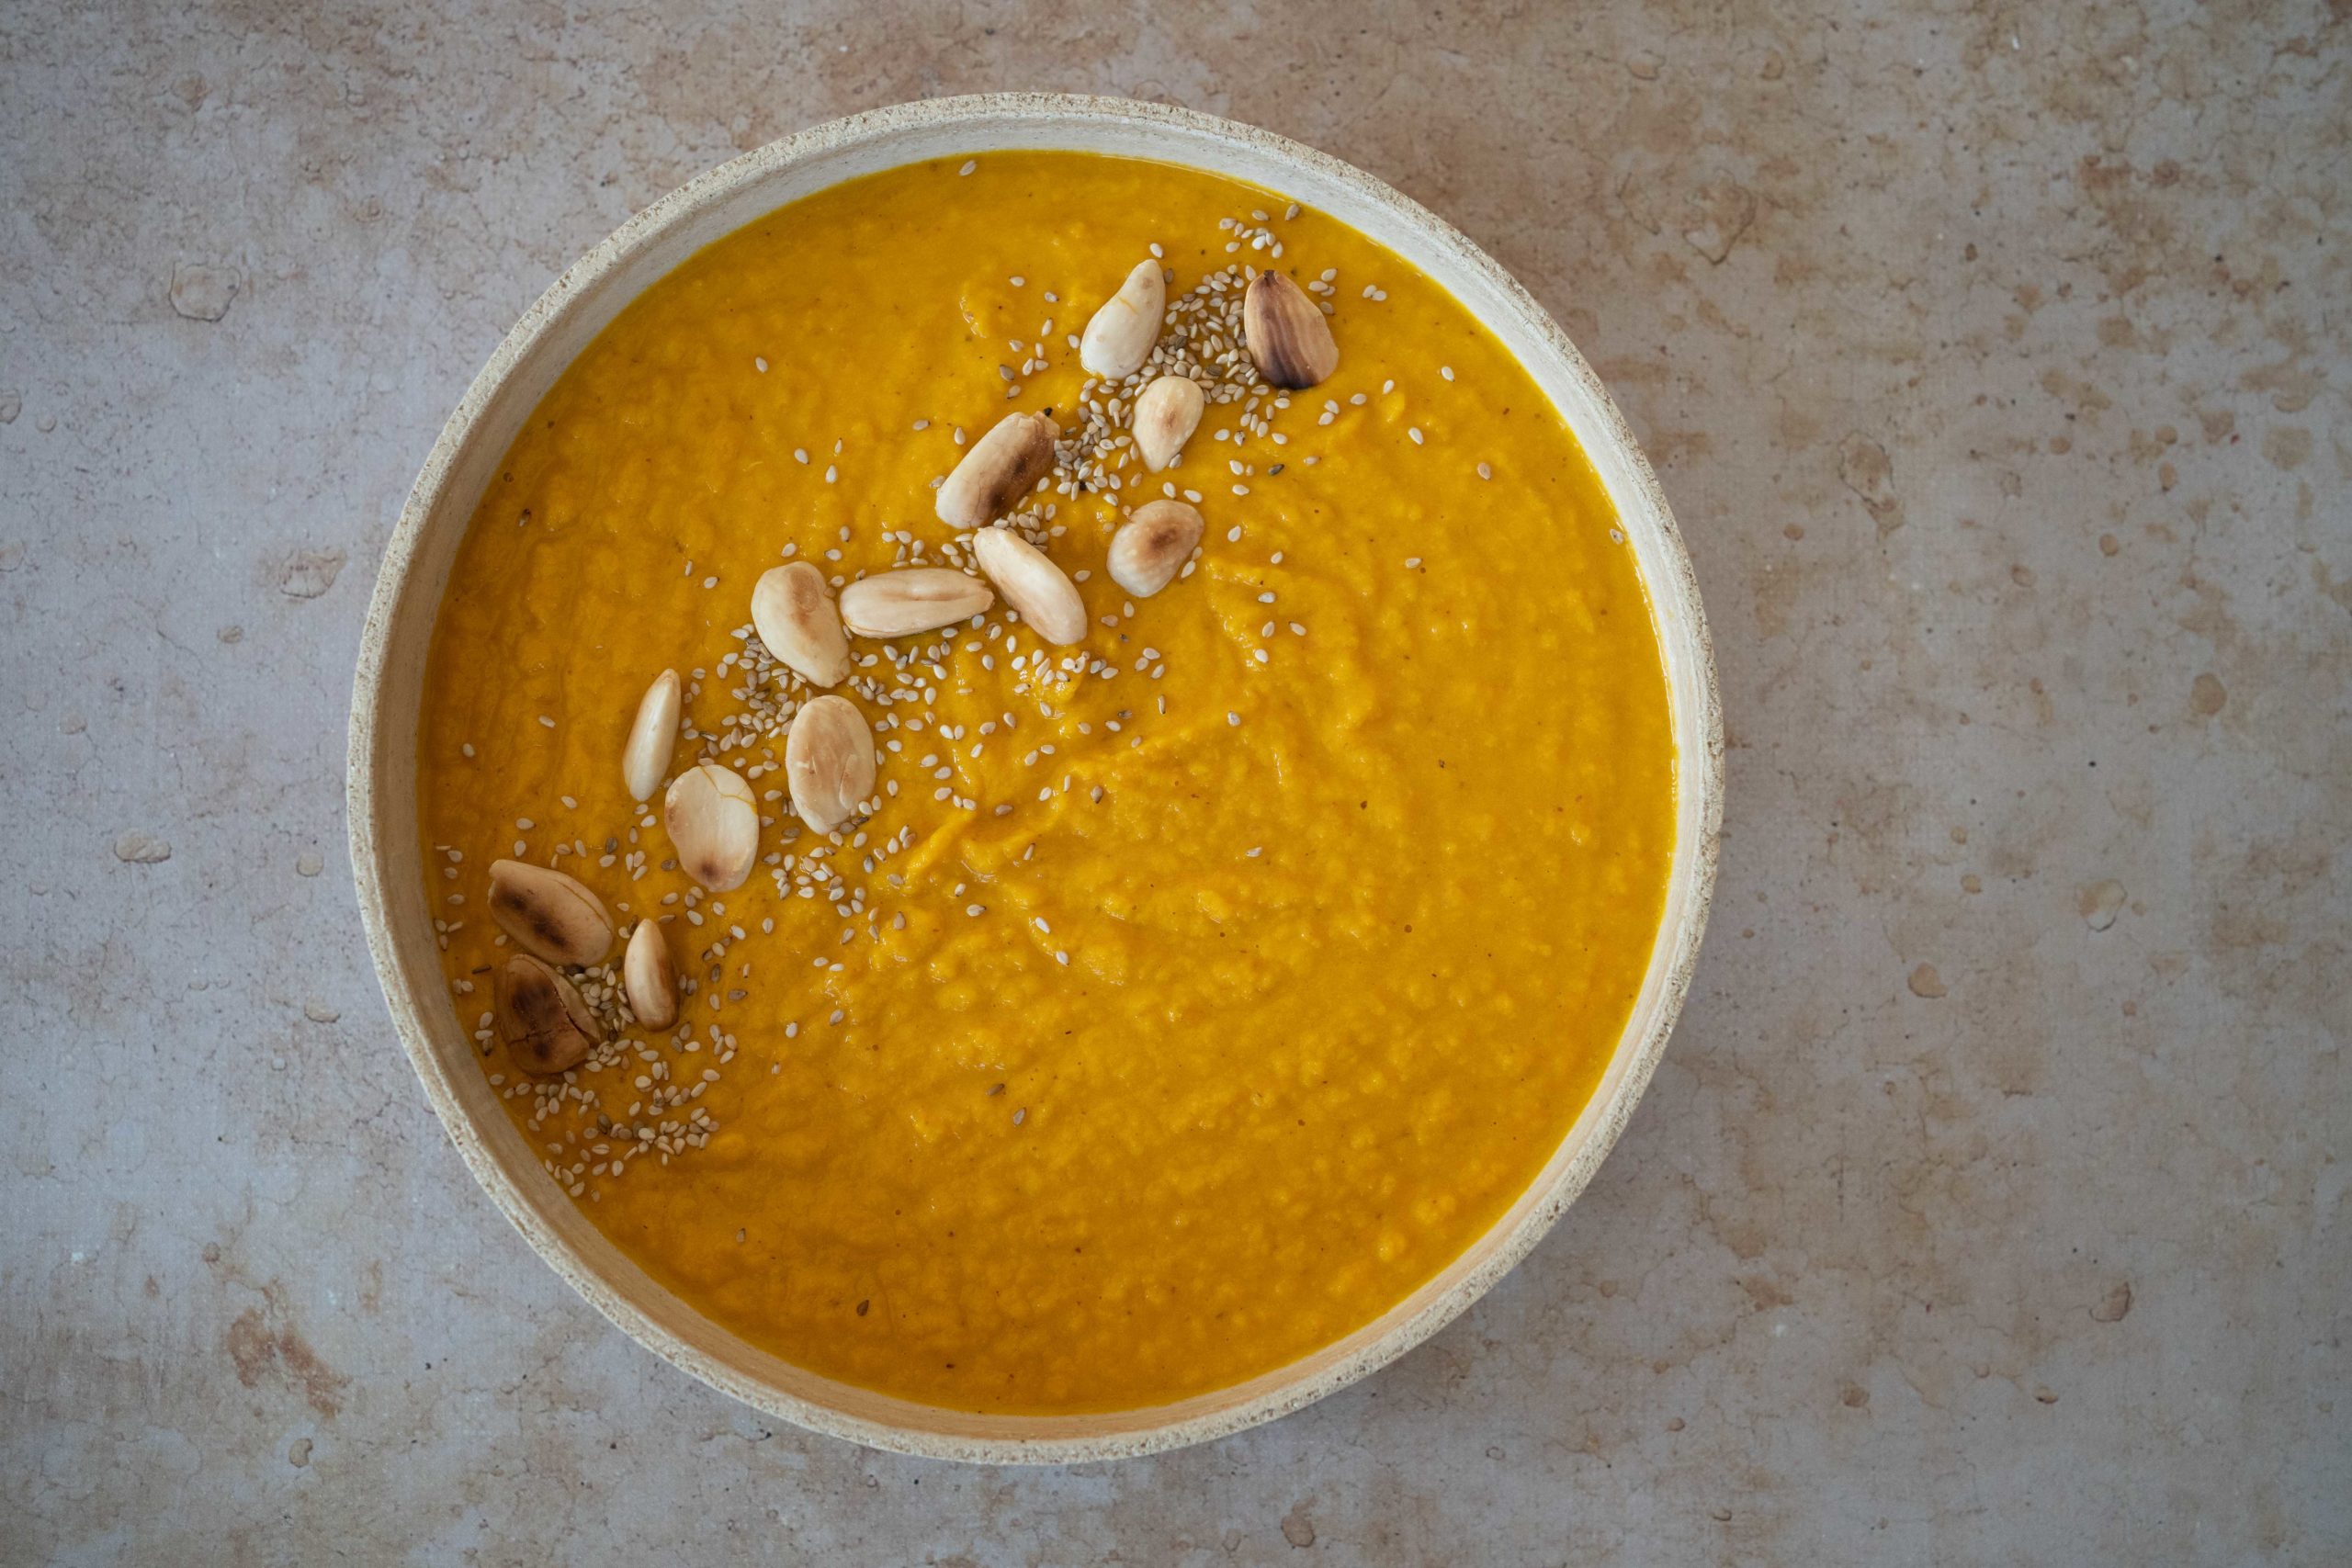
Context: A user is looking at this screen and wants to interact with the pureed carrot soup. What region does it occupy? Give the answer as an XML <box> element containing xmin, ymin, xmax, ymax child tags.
<box><xmin>418</xmin><ymin>151</ymin><xmax>1675</xmax><ymax>1415</ymax></box>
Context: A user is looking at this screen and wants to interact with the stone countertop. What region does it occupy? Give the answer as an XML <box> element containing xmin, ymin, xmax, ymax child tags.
<box><xmin>3</xmin><ymin>3</ymin><xmax>2345</xmax><ymax>1562</ymax></box>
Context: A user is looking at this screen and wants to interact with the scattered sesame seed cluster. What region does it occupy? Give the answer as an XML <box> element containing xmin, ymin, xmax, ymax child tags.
<box><xmin>450</xmin><ymin>201</ymin><xmax>1366</xmax><ymax>1201</ymax></box>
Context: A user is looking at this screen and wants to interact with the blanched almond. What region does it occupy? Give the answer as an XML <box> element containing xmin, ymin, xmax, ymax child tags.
<box><xmin>785</xmin><ymin>694</ymin><xmax>876</xmax><ymax>835</ymax></box>
<box><xmin>1132</xmin><ymin>375</ymin><xmax>1204</xmax><ymax>471</ymax></box>
<box><xmin>971</xmin><ymin>527</ymin><xmax>1087</xmax><ymax>646</ymax></box>
<box><xmin>496</xmin><ymin>954</ymin><xmax>601</xmax><ymax>1076</ymax></box>
<box><xmin>1108</xmin><ymin>501</ymin><xmax>1206</xmax><ymax>598</ymax></box>
<box><xmin>839</xmin><ymin>569</ymin><xmax>994</xmax><ymax>638</ymax></box>
<box><xmin>1244</xmin><ymin>270</ymin><xmax>1339</xmax><ymax>389</ymax></box>
<box><xmin>1080</xmin><ymin>260</ymin><xmax>1165</xmax><ymax>379</ymax></box>
<box><xmin>622</xmin><ymin>919</ymin><xmax>677</xmax><ymax>1030</ymax></box>
<box><xmin>750</xmin><ymin>563</ymin><xmax>851</xmax><ymax>687</ymax></box>
<box><xmin>663</xmin><ymin>761</ymin><xmax>759</xmax><ymax>892</ymax></box>
<box><xmin>487</xmin><ymin>859</ymin><xmax>615</xmax><ymax>966</ymax></box>
<box><xmin>621</xmin><ymin>668</ymin><xmax>681</xmax><ymax>802</ymax></box>
<box><xmin>935</xmin><ymin>412</ymin><xmax>1058</xmax><ymax>529</ymax></box>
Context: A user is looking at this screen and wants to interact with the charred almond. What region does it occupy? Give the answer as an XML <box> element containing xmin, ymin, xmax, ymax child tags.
<box><xmin>496</xmin><ymin>954</ymin><xmax>601</xmax><ymax>1076</ymax></box>
<box><xmin>750</xmin><ymin>562</ymin><xmax>851</xmax><ymax>687</ymax></box>
<box><xmin>1133</xmin><ymin>375</ymin><xmax>1205</xmax><ymax>471</ymax></box>
<box><xmin>935</xmin><ymin>412</ymin><xmax>1058</xmax><ymax>529</ymax></box>
<box><xmin>839</xmin><ymin>569</ymin><xmax>994</xmax><ymax>638</ymax></box>
<box><xmin>1244</xmin><ymin>270</ymin><xmax>1339</xmax><ymax>389</ymax></box>
<box><xmin>622</xmin><ymin>668</ymin><xmax>681</xmax><ymax>801</ymax></box>
<box><xmin>971</xmin><ymin>527</ymin><xmax>1087</xmax><ymax>647</ymax></box>
<box><xmin>1080</xmin><ymin>260</ymin><xmax>1165</xmax><ymax>380</ymax></box>
<box><xmin>487</xmin><ymin>859</ymin><xmax>614</xmax><ymax>966</ymax></box>
<box><xmin>663</xmin><ymin>761</ymin><xmax>759</xmax><ymax>892</ymax></box>
<box><xmin>622</xmin><ymin>919</ymin><xmax>677</xmax><ymax>1031</ymax></box>
<box><xmin>785</xmin><ymin>694</ymin><xmax>876</xmax><ymax>835</ymax></box>
<box><xmin>1108</xmin><ymin>501</ymin><xmax>1206</xmax><ymax>598</ymax></box>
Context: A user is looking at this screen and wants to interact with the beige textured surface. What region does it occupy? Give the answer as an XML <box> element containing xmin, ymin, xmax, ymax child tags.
<box><xmin>2</xmin><ymin>2</ymin><xmax>2346</xmax><ymax>1562</ymax></box>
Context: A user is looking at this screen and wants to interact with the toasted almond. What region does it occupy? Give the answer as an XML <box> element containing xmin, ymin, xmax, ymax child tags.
<box><xmin>1080</xmin><ymin>260</ymin><xmax>1166</xmax><ymax>379</ymax></box>
<box><xmin>1244</xmin><ymin>270</ymin><xmax>1339</xmax><ymax>389</ymax></box>
<box><xmin>622</xmin><ymin>919</ymin><xmax>677</xmax><ymax>1030</ymax></box>
<box><xmin>621</xmin><ymin>668</ymin><xmax>682</xmax><ymax>801</ymax></box>
<box><xmin>750</xmin><ymin>563</ymin><xmax>851</xmax><ymax>687</ymax></box>
<box><xmin>785</xmin><ymin>694</ymin><xmax>876</xmax><ymax>835</ymax></box>
<box><xmin>936</xmin><ymin>412</ymin><xmax>1059</xmax><ymax>530</ymax></box>
<box><xmin>663</xmin><ymin>761</ymin><xmax>759</xmax><ymax>891</ymax></box>
<box><xmin>839</xmin><ymin>569</ymin><xmax>995</xmax><ymax>638</ymax></box>
<box><xmin>496</xmin><ymin>954</ymin><xmax>601</xmax><ymax>1076</ymax></box>
<box><xmin>1108</xmin><ymin>501</ymin><xmax>1206</xmax><ymax>598</ymax></box>
<box><xmin>1132</xmin><ymin>375</ymin><xmax>1205</xmax><ymax>471</ymax></box>
<box><xmin>487</xmin><ymin>859</ymin><xmax>614</xmax><ymax>966</ymax></box>
<box><xmin>971</xmin><ymin>527</ymin><xmax>1087</xmax><ymax>646</ymax></box>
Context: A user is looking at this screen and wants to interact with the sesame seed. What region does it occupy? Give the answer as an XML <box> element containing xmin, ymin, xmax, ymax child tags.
<box><xmin>958</xmin><ymin>160</ymin><xmax>977</xmax><ymax>175</ymax></box>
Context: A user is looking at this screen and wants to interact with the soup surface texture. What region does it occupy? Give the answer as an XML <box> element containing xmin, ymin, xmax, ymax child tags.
<box><xmin>418</xmin><ymin>151</ymin><xmax>1674</xmax><ymax>1415</ymax></box>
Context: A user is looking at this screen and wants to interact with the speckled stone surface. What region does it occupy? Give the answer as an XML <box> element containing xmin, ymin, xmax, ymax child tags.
<box><xmin>3</xmin><ymin>3</ymin><xmax>2346</xmax><ymax>1562</ymax></box>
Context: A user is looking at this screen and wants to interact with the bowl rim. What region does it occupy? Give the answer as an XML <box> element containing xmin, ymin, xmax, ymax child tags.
<box><xmin>348</xmin><ymin>90</ymin><xmax>1723</xmax><ymax>1464</ymax></box>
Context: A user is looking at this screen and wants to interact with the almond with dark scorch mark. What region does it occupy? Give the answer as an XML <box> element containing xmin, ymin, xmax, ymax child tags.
<box><xmin>486</xmin><ymin>859</ymin><xmax>615</xmax><ymax>965</ymax></box>
<box><xmin>496</xmin><ymin>953</ymin><xmax>602</xmax><ymax>1075</ymax></box>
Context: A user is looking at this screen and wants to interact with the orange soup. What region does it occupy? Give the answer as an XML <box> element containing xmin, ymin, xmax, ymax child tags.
<box><xmin>417</xmin><ymin>151</ymin><xmax>1675</xmax><ymax>1414</ymax></box>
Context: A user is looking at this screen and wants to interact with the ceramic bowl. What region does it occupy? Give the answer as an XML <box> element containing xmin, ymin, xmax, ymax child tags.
<box><xmin>348</xmin><ymin>92</ymin><xmax>1722</xmax><ymax>1463</ymax></box>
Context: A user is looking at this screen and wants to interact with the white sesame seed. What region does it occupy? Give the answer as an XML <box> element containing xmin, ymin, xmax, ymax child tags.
<box><xmin>958</xmin><ymin>160</ymin><xmax>977</xmax><ymax>175</ymax></box>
